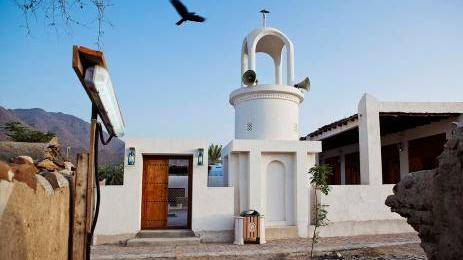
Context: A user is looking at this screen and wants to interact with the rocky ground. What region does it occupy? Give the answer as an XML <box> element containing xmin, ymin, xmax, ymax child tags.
<box><xmin>315</xmin><ymin>243</ymin><xmax>425</xmax><ymax>260</ymax></box>
<box><xmin>92</xmin><ymin>233</ymin><xmax>425</xmax><ymax>259</ymax></box>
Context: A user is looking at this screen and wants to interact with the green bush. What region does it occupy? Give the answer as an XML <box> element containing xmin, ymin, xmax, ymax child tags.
<box><xmin>98</xmin><ymin>163</ymin><xmax>124</xmax><ymax>185</ymax></box>
<box><xmin>309</xmin><ymin>164</ymin><xmax>333</xmax><ymax>257</ymax></box>
<box><xmin>1</xmin><ymin>121</ymin><xmax>55</xmax><ymax>143</ymax></box>
<box><xmin>208</xmin><ymin>144</ymin><xmax>222</xmax><ymax>165</ymax></box>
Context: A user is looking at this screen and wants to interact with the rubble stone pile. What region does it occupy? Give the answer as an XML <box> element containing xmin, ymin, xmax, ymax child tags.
<box><xmin>386</xmin><ymin>126</ymin><xmax>463</xmax><ymax>260</ymax></box>
<box><xmin>0</xmin><ymin>137</ymin><xmax>74</xmax><ymax>190</ymax></box>
<box><xmin>0</xmin><ymin>137</ymin><xmax>73</xmax><ymax>260</ymax></box>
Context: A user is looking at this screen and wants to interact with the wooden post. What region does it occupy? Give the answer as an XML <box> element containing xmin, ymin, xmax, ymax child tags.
<box><xmin>86</xmin><ymin>119</ymin><xmax>97</xmax><ymax>247</ymax></box>
<box><xmin>71</xmin><ymin>45</ymin><xmax>116</xmax><ymax>259</ymax></box>
<box><xmin>71</xmin><ymin>153</ymin><xmax>89</xmax><ymax>260</ymax></box>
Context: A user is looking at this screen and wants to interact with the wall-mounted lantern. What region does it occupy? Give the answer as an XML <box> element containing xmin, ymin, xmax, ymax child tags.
<box><xmin>197</xmin><ymin>148</ymin><xmax>204</xmax><ymax>166</ymax></box>
<box><xmin>128</xmin><ymin>147</ymin><xmax>136</xmax><ymax>165</ymax></box>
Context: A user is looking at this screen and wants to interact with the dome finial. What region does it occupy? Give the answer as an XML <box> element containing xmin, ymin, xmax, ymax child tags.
<box><xmin>259</xmin><ymin>9</ymin><xmax>270</xmax><ymax>28</ymax></box>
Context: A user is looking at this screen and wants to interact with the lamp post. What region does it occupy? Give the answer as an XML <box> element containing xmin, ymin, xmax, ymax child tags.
<box><xmin>72</xmin><ymin>45</ymin><xmax>125</xmax><ymax>260</ymax></box>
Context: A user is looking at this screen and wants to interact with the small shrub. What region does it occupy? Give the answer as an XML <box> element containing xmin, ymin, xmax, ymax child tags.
<box><xmin>98</xmin><ymin>163</ymin><xmax>124</xmax><ymax>185</ymax></box>
<box><xmin>1</xmin><ymin>121</ymin><xmax>55</xmax><ymax>143</ymax></box>
<box><xmin>208</xmin><ymin>144</ymin><xmax>222</xmax><ymax>165</ymax></box>
<box><xmin>309</xmin><ymin>164</ymin><xmax>333</xmax><ymax>257</ymax></box>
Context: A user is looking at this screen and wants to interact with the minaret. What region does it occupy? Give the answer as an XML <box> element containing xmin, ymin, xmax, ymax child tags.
<box><xmin>229</xmin><ymin>13</ymin><xmax>306</xmax><ymax>140</ymax></box>
<box><xmin>223</xmin><ymin>13</ymin><xmax>319</xmax><ymax>240</ymax></box>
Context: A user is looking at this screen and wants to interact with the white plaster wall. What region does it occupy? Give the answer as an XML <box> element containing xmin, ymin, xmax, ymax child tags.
<box><xmin>230</xmin><ymin>85</ymin><xmax>303</xmax><ymax>140</ymax></box>
<box><xmin>192</xmin><ymin>186</ymin><xmax>235</xmax><ymax>231</ymax></box>
<box><xmin>358</xmin><ymin>94</ymin><xmax>382</xmax><ymax>185</ymax></box>
<box><xmin>320</xmin><ymin>185</ymin><xmax>402</xmax><ymax>222</ymax></box>
<box><xmin>208</xmin><ymin>176</ymin><xmax>225</xmax><ymax>187</ymax></box>
<box><xmin>314</xmin><ymin>184</ymin><xmax>416</xmax><ymax>237</ymax></box>
<box><xmin>95</xmin><ymin>138</ymin><xmax>235</xmax><ymax>236</ymax></box>
<box><xmin>380</xmin><ymin>101</ymin><xmax>463</xmax><ymax>113</ymax></box>
<box><xmin>223</xmin><ymin>139</ymin><xmax>320</xmax><ymax>238</ymax></box>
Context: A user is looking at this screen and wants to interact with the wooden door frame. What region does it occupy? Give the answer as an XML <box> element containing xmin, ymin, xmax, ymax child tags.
<box><xmin>142</xmin><ymin>154</ymin><xmax>193</xmax><ymax>230</ymax></box>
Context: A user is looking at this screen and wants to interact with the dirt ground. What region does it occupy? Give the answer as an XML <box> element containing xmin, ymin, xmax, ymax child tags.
<box><xmin>314</xmin><ymin>243</ymin><xmax>426</xmax><ymax>260</ymax></box>
<box><xmin>92</xmin><ymin>233</ymin><xmax>426</xmax><ymax>259</ymax></box>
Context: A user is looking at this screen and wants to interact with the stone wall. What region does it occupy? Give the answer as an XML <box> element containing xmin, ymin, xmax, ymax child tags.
<box><xmin>0</xmin><ymin>141</ymin><xmax>49</xmax><ymax>162</ymax></box>
<box><xmin>0</xmin><ymin>149</ymin><xmax>72</xmax><ymax>259</ymax></box>
<box><xmin>386</xmin><ymin>126</ymin><xmax>463</xmax><ymax>260</ymax></box>
<box><xmin>0</xmin><ymin>176</ymin><xmax>70</xmax><ymax>259</ymax></box>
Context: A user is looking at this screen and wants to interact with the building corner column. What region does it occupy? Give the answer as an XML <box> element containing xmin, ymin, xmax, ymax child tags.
<box><xmin>248</xmin><ymin>149</ymin><xmax>262</xmax><ymax>212</ymax></box>
<box><xmin>295</xmin><ymin>151</ymin><xmax>310</xmax><ymax>238</ymax></box>
<box><xmin>358</xmin><ymin>94</ymin><xmax>382</xmax><ymax>185</ymax></box>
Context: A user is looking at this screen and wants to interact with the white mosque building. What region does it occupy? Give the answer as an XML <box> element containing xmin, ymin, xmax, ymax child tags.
<box><xmin>94</xmin><ymin>23</ymin><xmax>463</xmax><ymax>245</ymax></box>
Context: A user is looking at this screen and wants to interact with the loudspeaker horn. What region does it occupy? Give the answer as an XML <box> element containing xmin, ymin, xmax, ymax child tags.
<box><xmin>294</xmin><ymin>77</ymin><xmax>310</xmax><ymax>91</ymax></box>
<box><xmin>242</xmin><ymin>70</ymin><xmax>257</xmax><ymax>86</ymax></box>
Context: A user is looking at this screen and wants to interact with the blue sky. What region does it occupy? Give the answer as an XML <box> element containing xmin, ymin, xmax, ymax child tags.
<box><xmin>1</xmin><ymin>0</ymin><xmax>462</xmax><ymax>145</ymax></box>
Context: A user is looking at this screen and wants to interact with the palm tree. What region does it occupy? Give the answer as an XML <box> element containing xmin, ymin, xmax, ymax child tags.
<box><xmin>208</xmin><ymin>144</ymin><xmax>222</xmax><ymax>165</ymax></box>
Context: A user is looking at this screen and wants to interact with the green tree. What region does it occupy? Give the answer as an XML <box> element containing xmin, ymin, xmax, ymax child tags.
<box><xmin>98</xmin><ymin>163</ymin><xmax>124</xmax><ymax>185</ymax></box>
<box><xmin>208</xmin><ymin>144</ymin><xmax>222</xmax><ymax>165</ymax></box>
<box><xmin>308</xmin><ymin>164</ymin><xmax>333</xmax><ymax>258</ymax></box>
<box><xmin>1</xmin><ymin>121</ymin><xmax>55</xmax><ymax>143</ymax></box>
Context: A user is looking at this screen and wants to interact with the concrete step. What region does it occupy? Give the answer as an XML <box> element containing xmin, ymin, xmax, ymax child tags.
<box><xmin>266</xmin><ymin>226</ymin><xmax>299</xmax><ymax>240</ymax></box>
<box><xmin>136</xmin><ymin>229</ymin><xmax>196</xmax><ymax>238</ymax></box>
<box><xmin>126</xmin><ymin>237</ymin><xmax>200</xmax><ymax>247</ymax></box>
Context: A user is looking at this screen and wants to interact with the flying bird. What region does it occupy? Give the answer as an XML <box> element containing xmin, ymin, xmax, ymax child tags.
<box><xmin>170</xmin><ymin>0</ymin><xmax>206</xmax><ymax>26</ymax></box>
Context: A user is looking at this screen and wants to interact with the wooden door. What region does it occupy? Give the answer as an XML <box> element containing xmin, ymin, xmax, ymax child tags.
<box><xmin>324</xmin><ymin>156</ymin><xmax>341</xmax><ymax>185</ymax></box>
<box><xmin>141</xmin><ymin>159</ymin><xmax>169</xmax><ymax>229</ymax></box>
<box><xmin>345</xmin><ymin>152</ymin><xmax>360</xmax><ymax>184</ymax></box>
<box><xmin>381</xmin><ymin>144</ymin><xmax>400</xmax><ymax>184</ymax></box>
<box><xmin>408</xmin><ymin>133</ymin><xmax>446</xmax><ymax>173</ymax></box>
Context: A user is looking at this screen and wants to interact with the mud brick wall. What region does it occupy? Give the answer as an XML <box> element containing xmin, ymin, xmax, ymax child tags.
<box><xmin>0</xmin><ymin>165</ymin><xmax>70</xmax><ymax>260</ymax></box>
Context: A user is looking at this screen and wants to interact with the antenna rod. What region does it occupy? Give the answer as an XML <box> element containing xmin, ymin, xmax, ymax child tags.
<box><xmin>260</xmin><ymin>9</ymin><xmax>270</xmax><ymax>28</ymax></box>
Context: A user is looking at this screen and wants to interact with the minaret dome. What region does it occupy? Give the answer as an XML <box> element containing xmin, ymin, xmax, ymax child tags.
<box><xmin>230</xmin><ymin>25</ymin><xmax>307</xmax><ymax>141</ymax></box>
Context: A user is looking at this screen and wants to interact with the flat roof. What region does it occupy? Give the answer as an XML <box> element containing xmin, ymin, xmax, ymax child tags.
<box><xmin>302</xmin><ymin>114</ymin><xmax>358</xmax><ymax>140</ymax></box>
<box><xmin>304</xmin><ymin>112</ymin><xmax>461</xmax><ymax>140</ymax></box>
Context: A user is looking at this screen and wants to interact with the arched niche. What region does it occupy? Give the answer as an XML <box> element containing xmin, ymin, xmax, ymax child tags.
<box><xmin>266</xmin><ymin>160</ymin><xmax>286</xmax><ymax>222</ymax></box>
<box><xmin>241</xmin><ymin>28</ymin><xmax>294</xmax><ymax>86</ymax></box>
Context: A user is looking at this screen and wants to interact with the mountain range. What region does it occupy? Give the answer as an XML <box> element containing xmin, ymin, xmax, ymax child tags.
<box><xmin>0</xmin><ymin>106</ymin><xmax>124</xmax><ymax>165</ymax></box>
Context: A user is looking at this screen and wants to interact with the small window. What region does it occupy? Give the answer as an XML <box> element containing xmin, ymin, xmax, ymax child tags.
<box><xmin>246</xmin><ymin>122</ymin><xmax>253</xmax><ymax>132</ymax></box>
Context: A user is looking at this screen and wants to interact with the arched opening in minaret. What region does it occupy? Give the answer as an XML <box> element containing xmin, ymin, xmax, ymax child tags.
<box><xmin>255</xmin><ymin>52</ymin><xmax>276</xmax><ymax>85</ymax></box>
<box><xmin>253</xmin><ymin>33</ymin><xmax>290</xmax><ymax>86</ymax></box>
<box><xmin>254</xmin><ymin>47</ymin><xmax>288</xmax><ymax>85</ymax></box>
<box><xmin>241</xmin><ymin>29</ymin><xmax>295</xmax><ymax>86</ymax></box>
